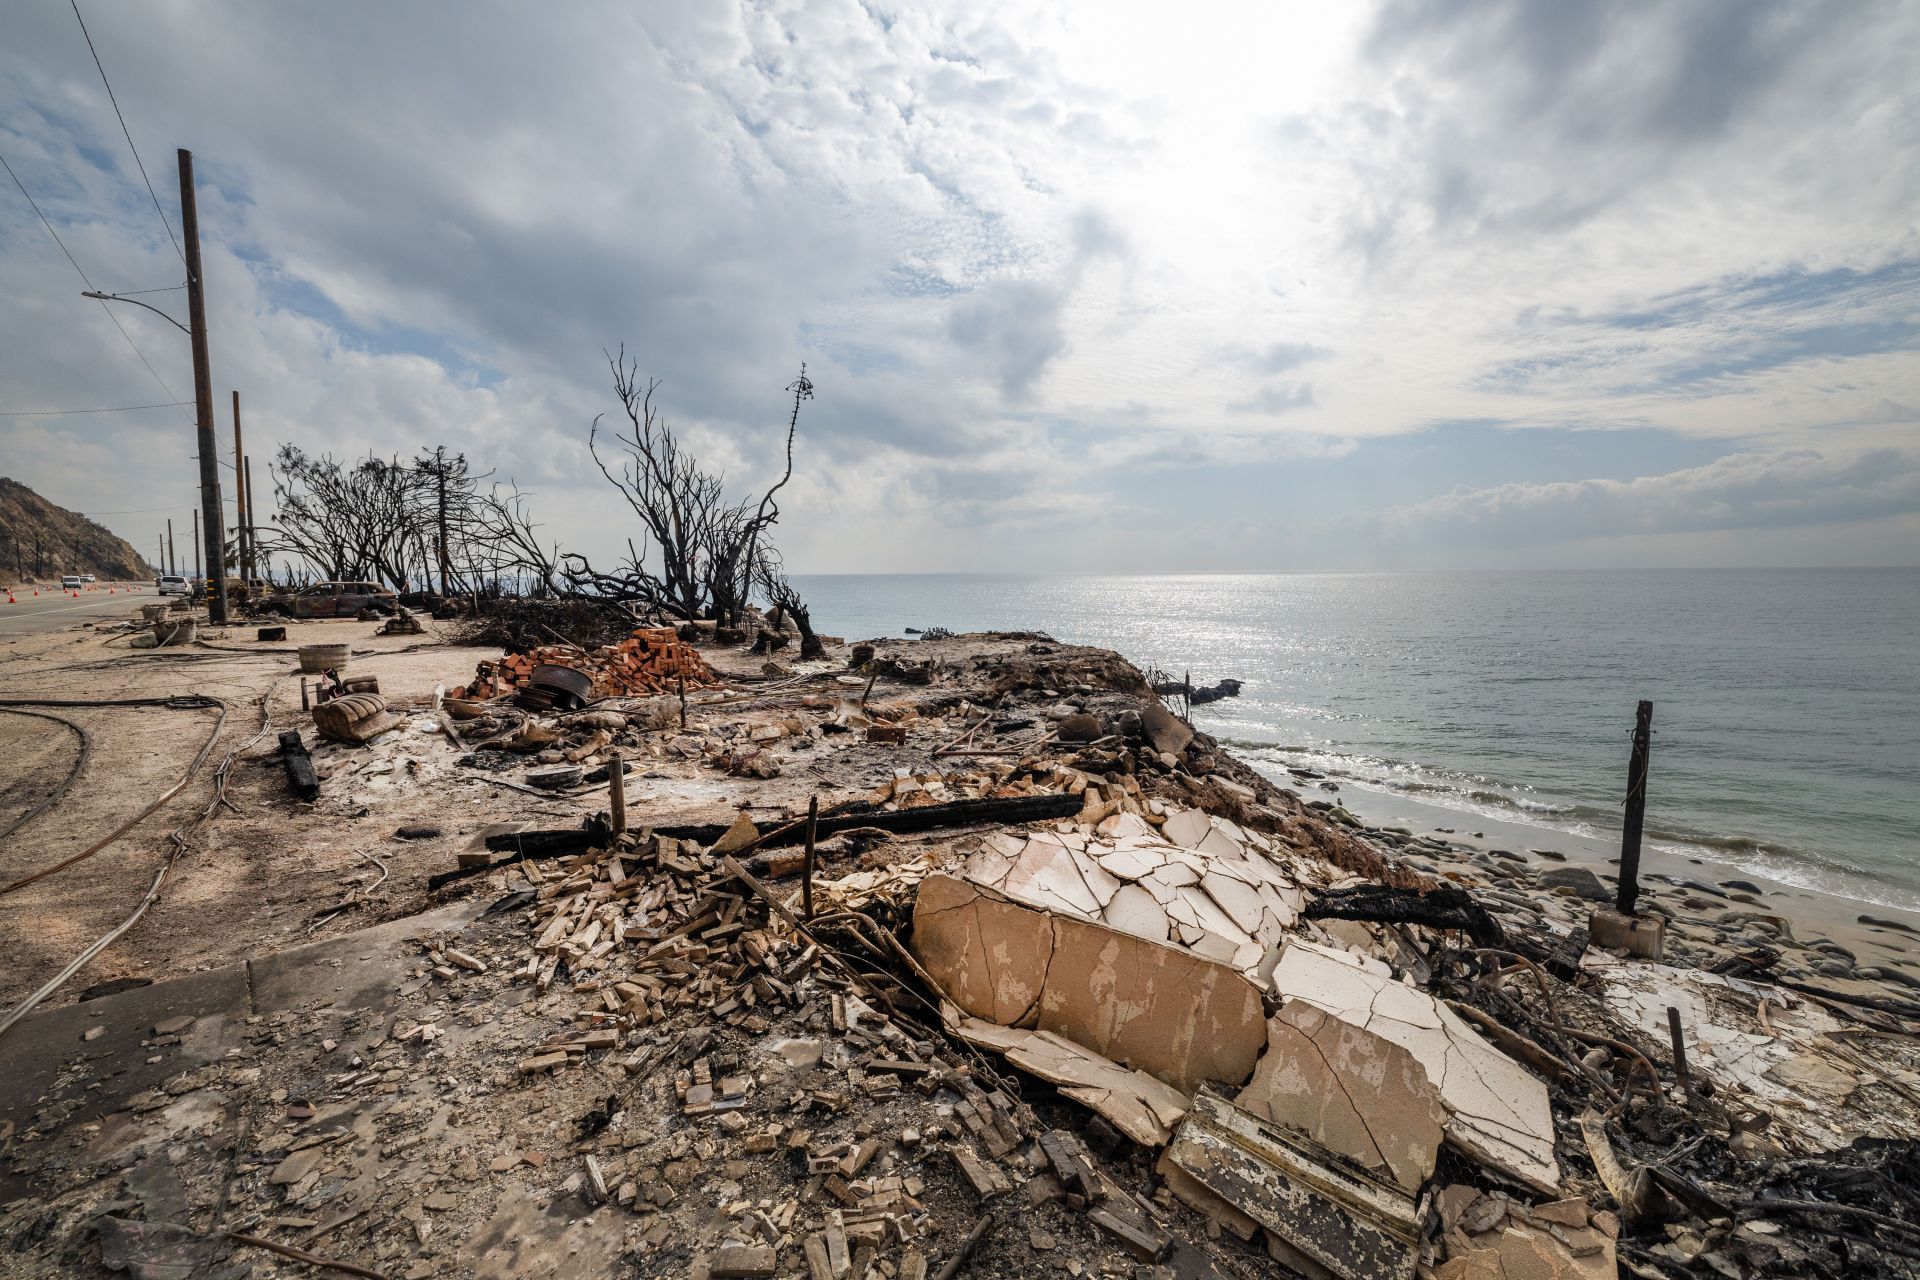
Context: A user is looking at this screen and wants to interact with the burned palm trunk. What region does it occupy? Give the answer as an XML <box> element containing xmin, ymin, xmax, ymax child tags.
<box><xmin>1304</xmin><ymin>884</ymin><xmax>1506</xmax><ymax>949</ymax></box>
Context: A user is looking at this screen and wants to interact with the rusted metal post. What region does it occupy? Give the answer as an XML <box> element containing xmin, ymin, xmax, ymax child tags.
<box><xmin>1616</xmin><ymin>700</ymin><xmax>1653</xmax><ymax>916</ymax></box>
<box><xmin>179</xmin><ymin>150</ymin><xmax>228</xmax><ymax>622</ymax></box>
<box><xmin>1666</xmin><ymin>1005</ymin><xmax>1690</xmax><ymax>1100</ymax></box>
<box><xmin>801</xmin><ymin>794</ymin><xmax>819</xmax><ymax>921</ymax></box>
<box><xmin>607</xmin><ymin>749</ymin><xmax>626</xmax><ymax>835</ymax></box>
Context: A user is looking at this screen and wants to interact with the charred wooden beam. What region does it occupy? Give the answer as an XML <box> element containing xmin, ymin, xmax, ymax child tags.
<box><xmin>1303</xmin><ymin>884</ymin><xmax>1506</xmax><ymax>949</ymax></box>
<box><xmin>430</xmin><ymin>792</ymin><xmax>1082</xmax><ymax>891</ymax></box>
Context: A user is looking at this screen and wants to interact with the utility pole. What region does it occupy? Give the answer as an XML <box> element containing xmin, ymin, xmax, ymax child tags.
<box><xmin>244</xmin><ymin>454</ymin><xmax>258</xmax><ymax>585</ymax></box>
<box><xmin>179</xmin><ymin>149</ymin><xmax>228</xmax><ymax>623</ymax></box>
<box><xmin>192</xmin><ymin>508</ymin><xmax>201</xmax><ymax>579</ymax></box>
<box><xmin>231</xmin><ymin>391</ymin><xmax>249</xmax><ymax>594</ymax></box>
<box><xmin>156</xmin><ymin>534</ymin><xmax>163</xmax><ymax>577</ymax></box>
<box><xmin>167</xmin><ymin>518</ymin><xmax>176</xmax><ymax>576</ymax></box>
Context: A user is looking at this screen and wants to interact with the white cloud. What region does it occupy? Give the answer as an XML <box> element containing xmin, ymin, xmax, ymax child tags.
<box><xmin>1386</xmin><ymin>448</ymin><xmax>1920</xmax><ymax>546</ymax></box>
<box><xmin>0</xmin><ymin>0</ymin><xmax>1916</xmax><ymax>572</ymax></box>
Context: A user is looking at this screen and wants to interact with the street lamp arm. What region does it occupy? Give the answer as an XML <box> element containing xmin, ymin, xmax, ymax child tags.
<box><xmin>81</xmin><ymin>289</ymin><xmax>191</xmax><ymax>335</ymax></box>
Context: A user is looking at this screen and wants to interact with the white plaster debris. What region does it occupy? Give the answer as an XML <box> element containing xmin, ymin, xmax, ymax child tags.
<box><xmin>964</xmin><ymin>808</ymin><xmax>1312</xmax><ymax>979</ymax></box>
<box><xmin>1582</xmin><ymin>951</ymin><xmax>1920</xmax><ymax>1154</ymax></box>
<box><xmin>948</xmin><ymin>1013</ymin><xmax>1191</xmax><ymax>1146</ymax></box>
<box><xmin>1235</xmin><ymin>998</ymin><xmax>1449</xmax><ymax>1193</ymax></box>
<box><xmin>1271</xmin><ymin>940</ymin><xmax>1561</xmax><ymax>1194</ymax></box>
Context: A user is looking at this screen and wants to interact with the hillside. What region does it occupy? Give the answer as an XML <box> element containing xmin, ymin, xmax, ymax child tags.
<box><xmin>0</xmin><ymin>477</ymin><xmax>150</xmax><ymax>581</ymax></box>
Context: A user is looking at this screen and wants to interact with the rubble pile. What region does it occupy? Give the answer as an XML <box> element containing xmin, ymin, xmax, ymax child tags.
<box><xmin>387</xmin><ymin>823</ymin><xmax>1257</xmax><ymax>1278</ymax></box>
<box><xmin>9</xmin><ymin>629</ymin><xmax>1920</xmax><ymax>1280</ymax></box>
<box><xmin>457</xmin><ymin>626</ymin><xmax>718</xmax><ymax>701</ymax></box>
<box><xmin>357</xmin><ymin>635</ymin><xmax>1920</xmax><ymax>1275</ymax></box>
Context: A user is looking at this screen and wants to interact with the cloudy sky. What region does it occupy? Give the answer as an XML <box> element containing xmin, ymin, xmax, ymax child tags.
<box><xmin>3</xmin><ymin>0</ymin><xmax>1917</xmax><ymax>573</ymax></box>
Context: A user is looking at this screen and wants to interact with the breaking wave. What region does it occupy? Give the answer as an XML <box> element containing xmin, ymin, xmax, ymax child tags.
<box><xmin>1218</xmin><ymin>735</ymin><xmax>1920</xmax><ymax>916</ymax></box>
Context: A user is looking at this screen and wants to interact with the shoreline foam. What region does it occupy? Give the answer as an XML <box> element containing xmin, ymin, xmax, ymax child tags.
<box><xmin>1254</xmin><ymin>754</ymin><xmax>1920</xmax><ymax>977</ymax></box>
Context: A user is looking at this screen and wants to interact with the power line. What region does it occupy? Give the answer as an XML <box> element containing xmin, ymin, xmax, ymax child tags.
<box><xmin>0</xmin><ymin>150</ymin><xmax>92</xmax><ymax>282</ymax></box>
<box><xmin>0</xmin><ymin>147</ymin><xmax>188</xmax><ymax>413</ymax></box>
<box><xmin>0</xmin><ymin>401</ymin><xmax>192</xmax><ymax>417</ymax></box>
<box><xmin>69</xmin><ymin>0</ymin><xmax>184</xmax><ymax>266</ymax></box>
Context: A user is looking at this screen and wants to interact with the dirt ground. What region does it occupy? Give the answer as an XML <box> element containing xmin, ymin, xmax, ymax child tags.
<box><xmin>1</xmin><ymin>613</ymin><xmax>498</xmax><ymax>1008</ymax></box>
<box><xmin>0</xmin><ymin>611</ymin><xmax>1094</xmax><ymax>1011</ymax></box>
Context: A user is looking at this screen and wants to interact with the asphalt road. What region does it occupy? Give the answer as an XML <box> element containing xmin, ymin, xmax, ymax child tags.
<box><xmin>0</xmin><ymin>585</ymin><xmax>153</xmax><ymax>637</ymax></box>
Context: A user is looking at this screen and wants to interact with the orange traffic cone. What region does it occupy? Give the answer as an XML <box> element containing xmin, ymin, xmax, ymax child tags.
<box><xmin>6</xmin><ymin>591</ymin><xmax>15</xmax><ymax>604</ymax></box>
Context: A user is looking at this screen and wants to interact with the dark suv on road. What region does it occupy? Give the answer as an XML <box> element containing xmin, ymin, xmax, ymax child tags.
<box><xmin>259</xmin><ymin>580</ymin><xmax>399</xmax><ymax>618</ymax></box>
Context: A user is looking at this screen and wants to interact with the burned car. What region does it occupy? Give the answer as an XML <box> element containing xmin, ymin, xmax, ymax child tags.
<box><xmin>258</xmin><ymin>580</ymin><xmax>399</xmax><ymax>618</ymax></box>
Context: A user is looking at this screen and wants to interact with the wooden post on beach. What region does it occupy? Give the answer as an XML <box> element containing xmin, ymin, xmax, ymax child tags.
<box><xmin>1666</xmin><ymin>1005</ymin><xmax>1691</xmax><ymax>1102</ymax></box>
<box><xmin>1616</xmin><ymin>700</ymin><xmax>1653</xmax><ymax>916</ymax></box>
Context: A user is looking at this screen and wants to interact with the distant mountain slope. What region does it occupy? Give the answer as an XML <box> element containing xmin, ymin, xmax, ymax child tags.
<box><xmin>0</xmin><ymin>477</ymin><xmax>150</xmax><ymax>581</ymax></box>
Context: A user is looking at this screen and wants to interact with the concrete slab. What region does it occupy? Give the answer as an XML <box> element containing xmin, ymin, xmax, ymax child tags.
<box><xmin>248</xmin><ymin>901</ymin><xmax>485</xmax><ymax>1013</ymax></box>
<box><xmin>0</xmin><ymin>963</ymin><xmax>250</xmax><ymax>1187</ymax></box>
<box><xmin>0</xmin><ymin>899</ymin><xmax>487</xmax><ymax>1204</ymax></box>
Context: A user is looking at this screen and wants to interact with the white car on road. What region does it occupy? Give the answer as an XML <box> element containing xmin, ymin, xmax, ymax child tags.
<box><xmin>157</xmin><ymin>574</ymin><xmax>190</xmax><ymax>595</ymax></box>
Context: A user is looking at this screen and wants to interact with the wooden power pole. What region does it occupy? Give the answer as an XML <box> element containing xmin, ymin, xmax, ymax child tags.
<box><xmin>167</xmin><ymin>518</ymin><xmax>175</xmax><ymax>576</ymax></box>
<box><xmin>1615</xmin><ymin>701</ymin><xmax>1654</xmax><ymax>916</ymax></box>
<box><xmin>232</xmin><ymin>391</ymin><xmax>249</xmax><ymax>593</ymax></box>
<box><xmin>244</xmin><ymin>454</ymin><xmax>259</xmax><ymax>584</ymax></box>
<box><xmin>192</xmin><ymin>508</ymin><xmax>201</xmax><ymax>579</ymax></box>
<box><xmin>179</xmin><ymin>149</ymin><xmax>229</xmax><ymax>623</ymax></box>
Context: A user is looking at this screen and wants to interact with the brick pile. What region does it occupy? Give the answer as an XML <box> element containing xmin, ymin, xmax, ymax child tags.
<box><xmin>459</xmin><ymin>626</ymin><xmax>719</xmax><ymax>700</ymax></box>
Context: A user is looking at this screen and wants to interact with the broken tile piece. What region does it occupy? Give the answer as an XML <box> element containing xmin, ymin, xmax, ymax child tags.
<box><xmin>950</xmin><ymin>1015</ymin><xmax>1190</xmax><ymax>1145</ymax></box>
<box><xmin>1270</xmin><ymin>941</ymin><xmax>1559</xmax><ymax>1193</ymax></box>
<box><xmin>1103</xmin><ymin>883</ymin><xmax>1172</xmax><ymax>943</ymax></box>
<box><xmin>1236</xmin><ymin>1000</ymin><xmax>1446</xmax><ymax>1193</ymax></box>
<box><xmin>1432</xmin><ymin>1187</ymin><xmax>1617</xmax><ymax>1280</ymax></box>
<box><xmin>913</xmin><ymin>874</ymin><xmax>1267</xmax><ymax>1095</ymax></box>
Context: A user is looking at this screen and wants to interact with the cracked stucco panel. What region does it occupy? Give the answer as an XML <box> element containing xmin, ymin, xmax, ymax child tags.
<box><xmin>1272</xmin><ymin>940</ymin><xmax>1560</xmax><ymax>1193</ymax></box>
<box><xmin>1238</xmin><ymin>1000</ymin><xmax>1447</xmax><ymax>1193</ymax></box>
<box><xmin>912</xmin><ymin>874</ymin><xmax>1265</xmax><ymax>1095</ymax></box>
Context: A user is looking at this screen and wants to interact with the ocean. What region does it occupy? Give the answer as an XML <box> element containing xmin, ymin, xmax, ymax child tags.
<box><xmin>794</xmin><ymin>570</ymin><xmax>1920</xmax><ymax>915</ymax></box>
